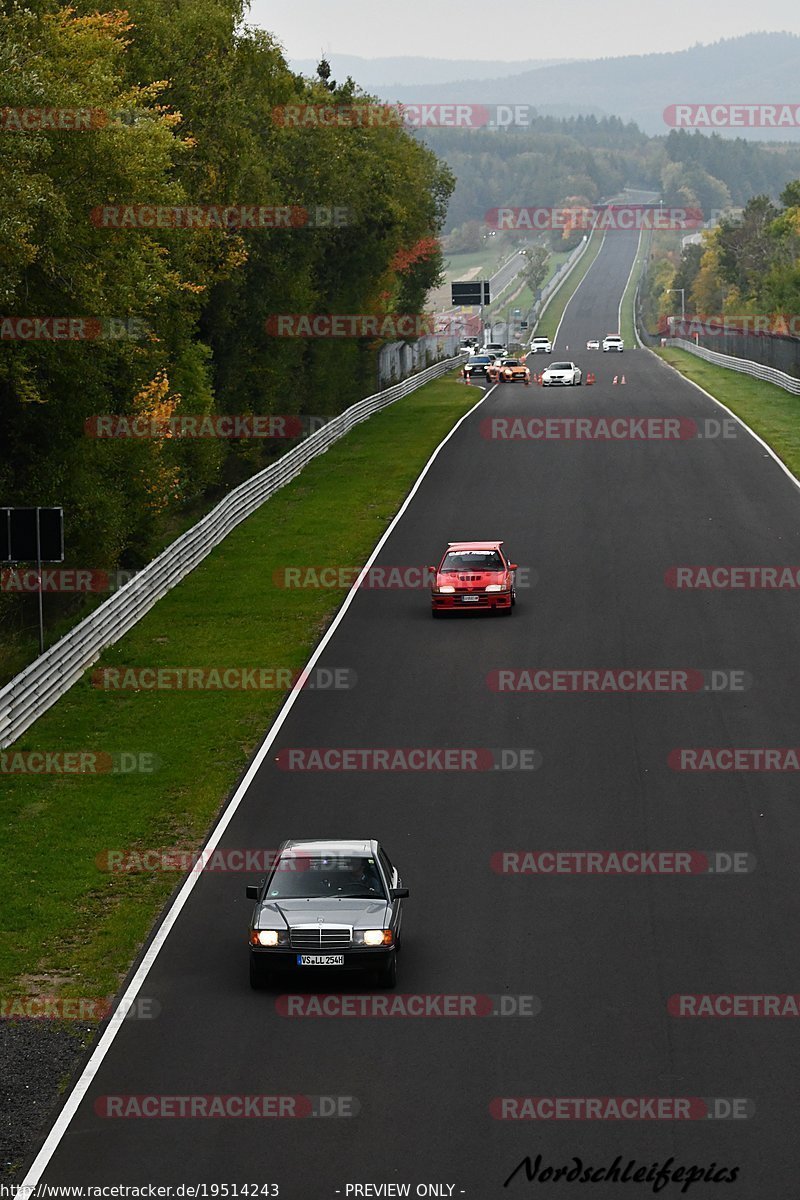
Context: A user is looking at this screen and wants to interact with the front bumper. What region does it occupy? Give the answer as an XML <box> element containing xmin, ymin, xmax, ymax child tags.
<box><xmin>432</xmin><ymin>590</ymin><xmax>512</xmax><ymax>612</ymax></box>
<box><xmin>250</xmin><ymin>946</ymin><xmax>393</xmax><ymax>973</ymax></box>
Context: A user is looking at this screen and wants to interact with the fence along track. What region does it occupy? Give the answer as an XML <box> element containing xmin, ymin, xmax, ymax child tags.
<box><xmin>0</xmin><ymin>356</ymin><xmax>462</xmax><ymax>749</ymax></box>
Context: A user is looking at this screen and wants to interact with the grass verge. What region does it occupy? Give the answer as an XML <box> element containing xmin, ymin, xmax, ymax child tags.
<box><xmin>0</xmin><ymin>371</ymin><xmax>476</xmax><ymax>1000</ymax></box>
<box><xmin>655</xmin><ymin>345</ymin><xmax>800</xmax><ymax>477</ymax></box>
<box><xmin>619</xmin><ymin>229</ymin><xmax>646</xmax><ymax>346</ymax></box>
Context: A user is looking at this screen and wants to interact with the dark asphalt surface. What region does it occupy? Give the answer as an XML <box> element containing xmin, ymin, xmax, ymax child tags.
<box><xmin>26</xmin><ymin>229</ymin><xmax>800</xmax><ymax>1197</ymax></box>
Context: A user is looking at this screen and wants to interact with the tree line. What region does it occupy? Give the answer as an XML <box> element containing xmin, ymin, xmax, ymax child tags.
<box><xmin>0</xmin><ymin>1</ymin><xmax>454</xmax><ymax>645</ymax></box>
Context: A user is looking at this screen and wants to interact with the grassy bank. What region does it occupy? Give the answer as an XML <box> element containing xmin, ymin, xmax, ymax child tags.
<box><xmin>0</xmin><ymin>371</ymin><xmax>476</xmax><ymax>1001</ymax></box>
<box><xmin>655</xmin><ymin>346</ymin><xmax>800</xmax><ymax>477</ymax></box>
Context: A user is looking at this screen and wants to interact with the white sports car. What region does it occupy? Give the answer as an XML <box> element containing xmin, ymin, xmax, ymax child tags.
<box><xmin>541</xmin><ymin>361</ymin><xmax>582</xmax><ymax>386</ymax></box>
<box><xmin>586</xmin><ymin>339</ymin><xmax>600</xmax><ymax>350</ymax></box>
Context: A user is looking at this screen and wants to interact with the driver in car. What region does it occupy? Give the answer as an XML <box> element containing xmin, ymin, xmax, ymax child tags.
<box><xmin>339</xmin><ymin>857</ymin><xmax>384</xmax><ymax>895</ymax></box>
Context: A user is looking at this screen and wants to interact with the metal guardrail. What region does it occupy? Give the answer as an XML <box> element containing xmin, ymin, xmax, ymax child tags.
<box><xmin>0</xmin><ymin>355</ymin><xmax>462</xmax><ymax>749</ymax></box>
<box><xmin>664</xmin><ymin>339</ymin><xmax>800</xmax><ymax>395</ymax></box>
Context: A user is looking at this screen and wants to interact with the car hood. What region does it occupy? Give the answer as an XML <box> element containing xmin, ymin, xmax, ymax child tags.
<box><xmin>254</xmin><ymin>896</ymin><xmax>390</xmax><ymax>929</ymax></box>
<box><xmin>436</xmin><ymin>570</ymin><xmax>508</xmax><ymax>586</ymax></box>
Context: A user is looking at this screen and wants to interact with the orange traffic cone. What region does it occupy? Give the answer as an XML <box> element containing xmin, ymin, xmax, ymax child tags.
<box><xmin>586</xmin><ymin>372</ymin><xmax>595</xmax><ymax>386</ymax></box>
<box><xmin>620</xmin><ymin>375</ymin><xmax>626</xmax><ymax>385</ymax></box>
<box><xmin>612</xmin><ymin>375</ymin><xmax>618</xmax><ymax>385</ymax></box>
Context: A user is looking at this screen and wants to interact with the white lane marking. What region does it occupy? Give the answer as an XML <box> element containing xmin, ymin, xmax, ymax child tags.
<box><xmin>552</xmin><ymin>231</ymin><xmax>607</xmax><ymax>351</ymax></box>
<box><xmin>645</xmin><ymin>348</ymin><xmax>800</xmax><ymax>496</ymax></box>
<box><xmin>618</xmin><ymin>228</ymin><xmax>643</xmax><ymax>338</ymax></box>
<box><xmin>19</xmin><ymin>376</ymin><xmax>495</xmax><ymax>1188</ymax></box>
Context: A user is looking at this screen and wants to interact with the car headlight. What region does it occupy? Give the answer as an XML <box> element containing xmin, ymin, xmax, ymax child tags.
<box><xmin>252</xmin><ymin>929</ymin><xmax>280</xmax><ymax>947</ymax></box>
<box><xmin>437</xmin><ymin>585</ymin><xmax>455</xmax><ymax>594</ymax></box>
<box><xmin>485</xmin><ymin>584</ymin><xmax>504</xmax><ymax>592</ymax></box>
<box><xmin>360</xmin><ymin>929</ymin><xmax>393</xmax><ymax>946</ymax></box>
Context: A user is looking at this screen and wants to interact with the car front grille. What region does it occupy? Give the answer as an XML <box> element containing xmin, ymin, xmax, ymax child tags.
<box><xmin>289</xmin><ymin>926</ymin><xmax>352</xmax><ymax>951</ymax></box>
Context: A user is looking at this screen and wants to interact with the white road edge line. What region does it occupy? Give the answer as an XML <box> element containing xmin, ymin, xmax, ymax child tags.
<box><xmin>20</xmin><ymin>377</ymin><xmax>496</xmax><ymax>1189</ymax></box>
<box><xmin>641</xmin><ymin>343</ymin><xmax>800</xmax><ymax>496</ymax></box>
<box><xmin>552</xmin><ymin>229</ymin><xmax>606</xmax><ymax>351</ymax></box>
<box><xmin>618</xmin><ymin>227</ymin><xmax>643</xmax><ymax>338</ymax></box>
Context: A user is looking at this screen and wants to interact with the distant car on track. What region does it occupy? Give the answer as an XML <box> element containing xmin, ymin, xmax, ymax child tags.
<box><xmin>488</xmin><ymin>358</ymin><xmax>531</xmax><ymax>385</ymax></box>
<box><xmin>247</xmin><ymin>838</ymin><xmax>408</xmax><ymax>989</ymax></box>
<box><xmin>541</xmin><ymin>361</ymin><xmax>582</xmax><ymax>386</ymax></box>
<box><xmin>586</xmin><ymin>339</ymin><xmax>600</xmax><ymax>350</ymax></box>
<box><xmin>529</xmin><ymin>337</ymin><xmax>552</xmax><ymax>354</ymax></box>
<box><xmin>483</xmin><ymin>342</ymin><xmax>507</xmax><ymax>361</ymax></box>
<box><xmin>602</xmin><ymin>335</ymin><xmax>624</xmax><ymax>352</ymax></box>
<box><xmin>462</xmin><ymin>354</ymin><xmax>494</xmax><ymax>380</ymax></box>
<box><xmin>430</xmin><ymin>540</ymin><xmax>517</xmax><ymax>616</ymax></box>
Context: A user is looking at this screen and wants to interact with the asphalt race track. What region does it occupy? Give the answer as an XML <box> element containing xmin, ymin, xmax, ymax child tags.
<box><xmin>24</xmin><ymin>229</ymin><xmax>800</xmax><ymax>1197</ymax></box>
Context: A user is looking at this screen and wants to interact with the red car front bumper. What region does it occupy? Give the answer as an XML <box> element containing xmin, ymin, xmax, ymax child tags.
<box><xmin>431</xmin><ymin>589</ymin><xmax>513</xmax><ymax>613</ymax></box>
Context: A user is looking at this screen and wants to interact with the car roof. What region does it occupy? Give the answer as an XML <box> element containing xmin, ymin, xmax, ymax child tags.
<box><xmin>279</xmin><ymin>838</ymin><xmax>379</xmax><ymax>856</ymax></box>
<box><xmin>446</xmin><ymin>541</ymin><xmax>504</xmax><ymax>550</ymax></box>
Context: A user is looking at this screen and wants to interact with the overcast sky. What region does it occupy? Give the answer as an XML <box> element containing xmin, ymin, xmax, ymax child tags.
<box><xmin>248</xmin><ymin>0</ymin><xmax>800</xmax><ymax>63</ymax></box>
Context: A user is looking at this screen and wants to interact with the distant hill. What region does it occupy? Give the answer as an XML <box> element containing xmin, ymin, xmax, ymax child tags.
<box><xmin>288</xmin><ymin>55</ymin><xmax>576</xmax><ymax>89</ymax></box>
<box><xmin>362</xmin><ymin>34</ymin><xmax>800</xmax><ymax>141</ymax></box>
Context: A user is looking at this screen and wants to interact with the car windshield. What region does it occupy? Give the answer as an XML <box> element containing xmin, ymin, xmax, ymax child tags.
<box><xmin>441</xmin><ymin>550</ymin><xmax>504</xmax><ymax>571</ymax></box>
<box><xmin>471</xmin><ymin>356</ymin><xmax>491</xmax><ymax>364</ymax></box>
<box><xmin>549</xmin><ymin>362</ymin><xmax>572</xmax><ymax>370</ymax></box>
<box><xmin>504</xmin><ymin>360</ymin><xmax>520</xmax><ymax>367</ymax></box>
<box><xmin>265</xmin><ymin>854</ymin><xmax>386</xmax><ymax>899</ymax></box>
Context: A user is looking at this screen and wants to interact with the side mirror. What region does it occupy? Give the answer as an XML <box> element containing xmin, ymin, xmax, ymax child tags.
<box><xmin>391</xmin><ymin>887</ymin><xmax>409</xmax><ymax>899</ymax></box>
<box><xmin>427</xmin><ymin>566</ymin><xmax>437</xmax><ymax>574</ymax></box>
<box><xmin>246</xmin><ymin>884</ymin><xmax>260</xmax><ymax>900</ymax></box>
<box><xmin>509</xmin><ymin>563</ymin><xmax>518</xmax><ymax>571</ymax></box>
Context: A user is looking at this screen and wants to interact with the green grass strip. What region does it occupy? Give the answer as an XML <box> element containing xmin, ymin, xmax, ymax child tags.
<box><xmin>0</xmin><ymin>372</ymin><xmax>476</xmax><ymax>999</ymax></box>
<box><xmin>619</xmin><ymin>230</ymin><xmax>646</xmax><ymax>346</ymax></box>
<box><xmin>656</xmin><ymin>346</ymin><xmax>800</xmax><ymax>477</ymax></box>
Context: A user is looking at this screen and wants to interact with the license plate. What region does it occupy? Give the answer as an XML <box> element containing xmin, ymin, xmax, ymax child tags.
<box><xmin>462</xmin><ymin>595</ymin><xmax>480</xmax><ymax>603</ymax></box>
<box><xmin>297</xmin><ymin>954</ymin><xmax>344</xmax><ymax>966</ymax></box>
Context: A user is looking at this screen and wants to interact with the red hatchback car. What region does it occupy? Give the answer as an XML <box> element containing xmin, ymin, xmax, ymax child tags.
<box><xmin>430</xmin><ymin>541</ymin><xmax>517</xmax><ymax>616</ymax></box>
